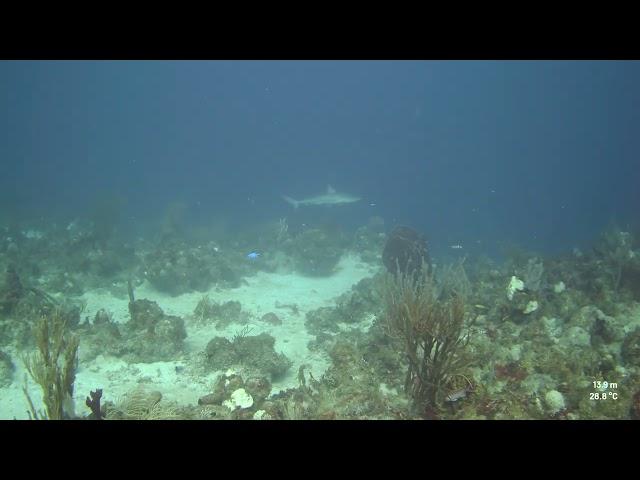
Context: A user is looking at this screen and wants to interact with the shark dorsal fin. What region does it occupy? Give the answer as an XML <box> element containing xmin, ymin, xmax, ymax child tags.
<box><xmin>327</xmin><ymin>185</ymin><xmax>336</xmax><ymax>194</ymax></box>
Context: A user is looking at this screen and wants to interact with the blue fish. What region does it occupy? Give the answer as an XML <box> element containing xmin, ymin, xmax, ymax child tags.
<box><xmin>246</xmin><ymin>251</ymin><xmax>261</xmax><ymax>260</ymax></box>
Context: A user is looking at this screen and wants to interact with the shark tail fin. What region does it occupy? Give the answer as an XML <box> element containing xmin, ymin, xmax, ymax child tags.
<box><xmin>282</xmin><ymin>195</ymin><xmax>299</xmax><ymax>209</ymax></box>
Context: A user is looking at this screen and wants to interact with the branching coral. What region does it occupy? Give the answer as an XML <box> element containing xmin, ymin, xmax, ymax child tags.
<box><xmin>382</xmin><ymin>266</ymin><xmax>472</xmax><ymax>413</ymax></box>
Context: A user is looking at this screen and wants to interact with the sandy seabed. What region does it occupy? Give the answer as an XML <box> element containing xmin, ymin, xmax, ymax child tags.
<box><xmin>0</xmin><ymin>254</ymin><xmax>378</xmax><ymax>419</ymax></box>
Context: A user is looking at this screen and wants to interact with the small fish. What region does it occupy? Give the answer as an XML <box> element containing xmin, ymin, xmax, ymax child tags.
<box><xmin>246</xmin><ymin>251</ymin><xmax>261</xmax><ymax>260</ymax></box>
<box><xmin>445</xmin><ymin>388</ymin><xmax>469</xmax><ymax>403</ymax></box>
<box><xmin>445</xmin><ymin>381</ymin><xmax>475</xmax><ymax>403</ymax></box>
<box><xmin>450</xmin><ymin>244</ymin><xmax>463</xmax><ymax>249</ymax></box>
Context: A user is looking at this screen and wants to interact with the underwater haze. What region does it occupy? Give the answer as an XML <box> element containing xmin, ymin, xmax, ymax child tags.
<box><xmin>1</xmin><ymin>61</ymin><xmax>639</xmax><ymax>255</ymax></box>
<box><xmin>1</xmin><ymin>60</ymin><xmax>640</xmax><ymax>420</ymax></box>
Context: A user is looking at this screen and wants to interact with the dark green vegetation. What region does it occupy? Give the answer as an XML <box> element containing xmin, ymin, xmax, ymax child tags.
<box><xmin>204</xmin><ymin>331</ymin><xmax>292</xmax><ymax>380</ymax></box>
<box><xmin>382</xmin><ymin>267</ymin><xmax>471</xmax><ymax>414</ymax></box>
<box><xmin>77</xmin><ymin>299</ymin><xmax>187</xmax><ymax>363</ymax></box>
<box><xmin>193</xmin><ymin>297</ymin><xmax>250</xmax><ymax>328</ymax></box>
<box><xmin>143</xmin><ymin>240</ymin><xmax>242</xmax><ymax>295</ymax></box>
<box><xmin>22</xmin><ymin>310</ymin><xmax>79</xmax><ymax>419</ymax></box>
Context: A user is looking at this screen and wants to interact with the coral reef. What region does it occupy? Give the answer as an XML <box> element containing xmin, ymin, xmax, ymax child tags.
<box><xmin>306</xmin><ymin>277</ymin><xmax>381</xmax><ymax>331</ymax></box>
<box><xmin>2</xmin><ymin>211</ymin><xmax>640</xmax><ymax>420</ymax></box>
<box><xmin>143</xmin><ymin>240</ymin><xmax>241</xmax><ymax>295</ymax></box>
<box><xmin>125</xmin><ymin>299</ymin><xmax>187</xmax><ymax>361</ymax></box>
<box><xmin>193</xmin><ymin>297</ymin><xmax>250</xmax><ymax>328</ymax></box>
<box><xmin>196</xmin><ymin>372</ymin><xmax>274</xmax><ymax>419</ymax></box>
<box><xmin>75</xmin><ymin>309</ymin><xmax>122</xmax><ymax>361</ymax></box>
<box><xmin>204</xmin><ymin>331</ymin><xmax>292</xmax><ymax>379</ymax></box>
<box><xmin>77</xmin><ymin>300</ymin><xmax>187</xmax><ymax>363</ymax></box>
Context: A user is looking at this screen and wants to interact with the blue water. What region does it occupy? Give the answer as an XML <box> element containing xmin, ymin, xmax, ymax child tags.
<box><xmin>1</xmin><ymin>60</ymin><xmax>638</xmax><ymax>258</ymax></box>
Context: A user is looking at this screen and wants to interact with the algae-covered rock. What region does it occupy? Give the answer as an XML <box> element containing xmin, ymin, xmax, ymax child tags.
<box><xmin>244</xmin><ymin>376</ymin><xmax>272</xmax><ymax>404</ymax></box>
<box><xmin>305</xmin><ymin>277</ymin><xmax>381</xmax><ymax>338</ymax></box>
<box><xmin>562</xmin><ymin>326</ymin><xmax>591</xmax><ymax>348</ymax></box>
<box><xmin>0</xmin><ymin>265</ymin><xmax>23</xmax><ymax>315</ymax></box>
<box><xmin>305</xmin><ymin>307</ymin><xmax>342</xmax><ymax>335</ymax></box>
<box><xmin>288</xmin><ymin>228</ymin><xmax>345</xmax><ymax>276</ymax></box>
<box><xmin>260</xmin><ymin>312</ymin><xmax>282</xmax><ymax>325</ymax></box>
<box><xmin>204</xmin><ymin>332</ymin><xmax>292</xmax><ymax>379</ymax></box>
<box><xmin>621</xmin><ymin>327</ymin><xmax>640</xmax><ymax>366</ymax></box>
<box><xmin>76</xmin><ymin>309</ymin><xmax>123</xmax><ymax>362</ymax></box>
<box><xmin>233</xmin><ymin>333</ymin><xmax>293</xmax><ymax>379</ymax></box>
<box><xmin>571</xmin><ymin>306</ymin><xmax>614</xmax><ymax>331</ymax></box>
<box><xmin>79</xmin><ymin>301</ymin><xmax>186</xmax><ymax>362</ymax></box>
<box><xmin>198</xmin><ymin>372</ymin><xmax>271</xmax><ymax>415</ymax></box>
<box><xmin>0</xmin><ymin>350</ymin><xmax>14</xmax><ymax>387</ymax></box>
<box><xmin>193</xmin><ymin>297</ymin><xmax>249</xmax><ymax>328</ymax></box>
<box><xmin>123</xmin><ymin>299</ymin><xmax>186</xmax><ymax>362</ymax></box>
<box><xmin>333</xmin><ymin>276</ymin><xmax>382</xmax><ymax>324</ymax></box>
<box><xmin>590</xmin><ymin>311</ymin><xmax>621</xmax><ymax>346</ymax></box>
<box><xmin>144</xmin><ymin>241</ymin><xmax>241</xmax><ymax>296</ymax></box>
<box><xmin>204</xmin><ymin>337</ymin><xmax>236</xmax><ymax>371</ymax></box>
<box><xmin>128</xmin><ymin>299</ymin><xmax>166</xmax><ymax>330</ymax></box>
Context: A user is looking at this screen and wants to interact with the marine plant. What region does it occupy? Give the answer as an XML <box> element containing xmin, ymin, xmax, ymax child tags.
<box><xmin>382</xmin><ymin>264</ymin><xmax>472</xmax><ymax>414</ymax></box>
<box><xmin>22</xmin><ymin>310</ymin><xmax>79</xmax><ymax>419</ymax></box>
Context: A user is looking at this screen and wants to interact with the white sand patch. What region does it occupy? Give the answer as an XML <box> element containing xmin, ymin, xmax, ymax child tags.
<box><xmin>0</xmin><ymin>253</ymin><xmax>378</xmax><ymax>419</ymax></box>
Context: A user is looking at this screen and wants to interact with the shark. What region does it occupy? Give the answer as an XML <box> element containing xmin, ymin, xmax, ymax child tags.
<box><xmin>282</xmin><ymin>185</ymin><xmax>361</xmax><ymax>209</ymax></box>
